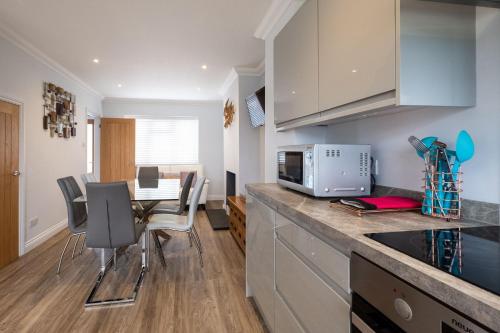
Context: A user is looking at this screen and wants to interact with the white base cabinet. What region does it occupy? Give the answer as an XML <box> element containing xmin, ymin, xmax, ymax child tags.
<box><xmin>246</xmin><ymin>195</ymin><xmax>276</xmax><ymax>330</ymax></box>
<box><xmin>275</xmin><ymin>290</ymin><xmax>306</xmax><ymax>333</ymax></box>
<box><xmin>276</xmin><ymin>240</ymin><xmax>350</xmax><ymax>333</ymax></box>
<box><xmin>247</xmin><ymin>194</ymin><xmax>351</xmax><ymax>333</ymax></box>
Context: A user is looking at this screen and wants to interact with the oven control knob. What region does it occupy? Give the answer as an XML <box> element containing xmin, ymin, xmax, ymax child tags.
<box><xmin>394</xmin><ymin>298</ymin><xmax>413</xmax><ymax>321</ymax></box>
<box><xmin>324</xmin><ymin>188</ymin><xmax>329</xmax><ymax>192</ymax></box>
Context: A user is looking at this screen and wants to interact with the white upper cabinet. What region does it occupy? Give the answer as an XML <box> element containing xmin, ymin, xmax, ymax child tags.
<box><xmin>274</xmin><ymin>0</ymin><xmax>318</xmax><ymax>124</ymax></box>
<box><xmin>318</xmin><ymin>0</ymin><xmax>396</xmax><ymax>111</ymax></box>
<box><xmin>273</xmin><ymin>0</ymin><xmax>476</xmax><ymax>131</ymax></box>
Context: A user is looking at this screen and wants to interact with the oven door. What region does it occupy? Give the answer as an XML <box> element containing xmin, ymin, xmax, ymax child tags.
<box><xmin>351</xmin><ymin>293</ymin><xmax>405</xmax><ymax>333</ymax></box>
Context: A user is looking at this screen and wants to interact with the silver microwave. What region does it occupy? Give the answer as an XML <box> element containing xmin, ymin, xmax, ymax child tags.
<box><xmin>277</xmin><ymin>144</ymin><xmax>371</xmax><ymax>197</ymax></box>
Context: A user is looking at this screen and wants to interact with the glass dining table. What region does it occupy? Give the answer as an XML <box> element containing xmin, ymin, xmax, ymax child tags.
<box><xmin>73</xmin><ymin>178</ymin><xmax>180</xmax><ymax>203</ymax></box>
<box><xmin>74</xmin><ymin>178</ymin><xmax>181</xmax><ymax>267</ymax></box>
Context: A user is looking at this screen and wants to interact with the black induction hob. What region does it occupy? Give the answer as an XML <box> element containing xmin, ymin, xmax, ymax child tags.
<box><xmin>366</xmin><ymin>226</ymin><xmax>500</xmax><ymax>296</ymax></box>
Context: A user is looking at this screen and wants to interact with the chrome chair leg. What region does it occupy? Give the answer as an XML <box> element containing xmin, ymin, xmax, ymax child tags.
<box><xmin>191</xmin><ymin>231</ymin><xmax>204</xmax><ymax>267</ymax></box>
<box><xmin>152</xmin><ymin>231</ymin><xmax>166</xmax><ymax>268</ymax></box>
<box><xmin>85</xmin><ymin>241</ymin><xmax>146</xmax><ymax>308</ymax></box>
<box><xmin>142</xmin><ymin>233</ymin><xmax>146</xmax><ymax>268</ymax></box>
<box><xmin>79</xmin><ymin>235</ymin><xmax>86</xmax><ymax>255</ymax></box>
<box><xmin>57</xmin><ymin>235</ymin><xmax>74</xmax><ymax>274</ymax></box>
<box><xmin>146</xmin><ymin>229</ymin><xmax>150</xmax><ymax>269</ymax></box>
<box><xmin>192</xmin><ymin>226</ymin><xmax>203</xmax><ymax>253</ymax></box>
<box><xmin>71</xmin><ymin>234</ymin><xmax>81</xmax><ymax>259</ymax></box>
<box><xmin>113</xmin><ymin>248</ymin><xmax>118</xmax><ymax>271</ymax></box>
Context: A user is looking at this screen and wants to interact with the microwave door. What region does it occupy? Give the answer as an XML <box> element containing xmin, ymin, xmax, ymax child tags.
<box><xmin>278</xmin><ymin>151</ymin><xmax>303</xmax><ymax>185</ymax></box>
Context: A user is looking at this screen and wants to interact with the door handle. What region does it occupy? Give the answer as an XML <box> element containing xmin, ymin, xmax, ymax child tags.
<box><xmin>11</xmin><ymin>170</ymin><xmax>21</xmax><ymax>176</ymax></box>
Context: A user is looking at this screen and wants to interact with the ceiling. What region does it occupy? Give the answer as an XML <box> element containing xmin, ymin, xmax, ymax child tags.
<box><xmin>0</xmin><ymin>0</ymin><xmax>270</xmax><ymax>100</ymax></box>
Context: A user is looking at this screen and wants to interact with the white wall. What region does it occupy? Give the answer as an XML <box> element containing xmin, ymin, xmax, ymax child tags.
<box><xmin>326</xmin><ymin>7</ymin><xmax>500</xmax><ymax>204</ymax></box>
<box><xmin>222</xmin><ymin>71</ymin><xmax>265</xmax><ymax>196</ymax></box>
<box><xmin>91</xmin><ymin>116</ymin><xmax>101</xmax><ymax>180</ymax></box>
<box><xmin>0</xmin><ymin>34</ymin><xmax>103</xmax><ymax>251</ymax></box>
<box><xmin>223</xmin><ymin>77</ymin><xmax>240</xmax><ymax>193</ymax></box>
<box><xmin>102</xmin><ymin>98</ymin><xmax>224</xmax><ymax>199</ymax></box>
<box><xmin>239</xmin><ymin>74</ymin><xmax>265</xmax><ymax>194</ymax></box>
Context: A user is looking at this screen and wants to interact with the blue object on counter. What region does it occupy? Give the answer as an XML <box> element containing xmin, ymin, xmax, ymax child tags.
<box><xmin>444</xmin><ymin>130</ymin><xmax>475</xmax><ymax>212</ymax></box>
<box><xmin>417</xmin><ymin>136</ymin><xmax>438</xmax><ymax>159</ymax></box>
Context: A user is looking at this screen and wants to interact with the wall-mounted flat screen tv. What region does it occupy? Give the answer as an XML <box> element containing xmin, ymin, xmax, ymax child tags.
<box><xmin>245</xmin><ymin>87</ymin><xmax>265</xmax><ymax>128</ymax></box>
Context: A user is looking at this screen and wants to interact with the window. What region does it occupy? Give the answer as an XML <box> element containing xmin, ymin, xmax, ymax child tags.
<box><xmin>135</xmin><ymin>118</ymin><xmax>199</xmax><ymax>165</ymax></box>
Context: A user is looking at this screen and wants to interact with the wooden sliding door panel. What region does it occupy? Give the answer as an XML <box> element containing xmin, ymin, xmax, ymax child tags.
<box><xmin>0</xmin><ymin>100</ymin><xmax>19</xmax><ymax>269</ymax></box>
<box><xmin>100</xmin><ymin>118</ymin><xmax>135</xmax><ymax>182</ymax></box>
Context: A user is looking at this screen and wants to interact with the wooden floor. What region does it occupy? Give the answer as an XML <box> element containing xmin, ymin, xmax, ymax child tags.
<box><xmin>0</xmin><ymin>207</ymin><xmax>265</xmax><ymax>333</ymax></box>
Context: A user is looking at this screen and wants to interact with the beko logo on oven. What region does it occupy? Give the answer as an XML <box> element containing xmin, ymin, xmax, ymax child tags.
<box><xmin>452</xmin><ymin>319</ymin><xmax>474</xmax><ymax>333</ymax></box>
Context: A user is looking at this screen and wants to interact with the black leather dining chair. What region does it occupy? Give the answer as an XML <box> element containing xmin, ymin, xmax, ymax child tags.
<box><xmin>56</xmin><ymin>176</ymin><xmax>88</xmax><ymax>274</ymax></box>
<box><xmin>138</xmin><ymin>166</ymin><xmax>159</xmax><ymax>180</ymax></box>
<box><xmin>84</xmin><ymin>182</ymin><xmax>146</xmax><ymax>307</ymax></box>
<box><xmin>136</xmin><ymin>166</ymin><xmax>160</xmax><ymax>216</ymax></box>
<box><xmin>152</xmin><ymin>172</ymin><xmax>194</xmax><ymax>215</ymax></box>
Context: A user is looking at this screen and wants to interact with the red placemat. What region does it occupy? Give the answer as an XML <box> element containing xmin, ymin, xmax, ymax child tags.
<box><xmin>357</xmin><ymin>196</ymin><xmax>421</xmax><ymax>210</ymax></box>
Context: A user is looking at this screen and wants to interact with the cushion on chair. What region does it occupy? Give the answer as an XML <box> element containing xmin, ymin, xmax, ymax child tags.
<box><xmin>151</xmin><ymin>202</ymin><xmax>181</xmax><ymax>214</ymax></box>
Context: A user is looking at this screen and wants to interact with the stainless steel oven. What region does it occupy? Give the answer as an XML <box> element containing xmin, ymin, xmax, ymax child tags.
<box><xmin>351</xmin><ymin>253</ymin><xmax>494</xmax><ymax>333</ymax></box>
<box><xmin>277</xmin><ymin>144</ymin><xmax>371</xmax><ymax>197</ymax></box>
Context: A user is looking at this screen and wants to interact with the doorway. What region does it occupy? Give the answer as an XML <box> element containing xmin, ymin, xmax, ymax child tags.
<box><xmin>87</xmin><ymin>118</ymin><xmax>95</xmax><ymax>173</ymax></box>
<box><xmin>0</xmin><ymin>100</ymin><xmax>20</xmax><ymax>269</ymax></box>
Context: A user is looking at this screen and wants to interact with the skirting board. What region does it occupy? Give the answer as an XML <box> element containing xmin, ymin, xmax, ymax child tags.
<box><xmin>24</xmin><ymin>218</ymin><xmax>67</xmax><ymax>253</ymax></box>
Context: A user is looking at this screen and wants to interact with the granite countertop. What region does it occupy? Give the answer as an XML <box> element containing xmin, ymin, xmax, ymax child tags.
<box><xmin>246</xmin><ymin>183</ymin><xmax>500</xmax><ymax>332</ymax></box>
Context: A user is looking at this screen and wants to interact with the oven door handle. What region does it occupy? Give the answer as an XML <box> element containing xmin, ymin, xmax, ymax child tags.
<box><xmin>352</xmin><ymin>313</ymin><xmax>376</xmax><ymax>333</ymax></box>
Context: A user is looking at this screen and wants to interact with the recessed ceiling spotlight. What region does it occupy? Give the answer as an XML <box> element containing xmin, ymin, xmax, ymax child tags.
<box><xmin>201</xmin><ymin>64</ymin><xmax>208</xmax><ymax>70</ymax></box>
<box><xmin>351</xmin><ymin>69</ymin><xmax>358</xmax><ymax>73</ymax></box>
<box><xmin>197</xmin><ymin>87</ymin><xmax>201</xmax><ymax>91</ymax></box>
<box><xmin>117</xmin><ymin>83</ymin><xmax>123</xmax><ymax>88</ymax></box>
<box><xmin>93</xmin><ymin>58</ymin><xmax>100</xmax><ymax>64</ymax></box>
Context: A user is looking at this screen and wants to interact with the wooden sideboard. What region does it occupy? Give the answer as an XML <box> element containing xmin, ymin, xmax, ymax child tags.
<box><xmin>227</xmin><ymin>196</ymin><xmax>246</xmax><ymax>254</ymax></box>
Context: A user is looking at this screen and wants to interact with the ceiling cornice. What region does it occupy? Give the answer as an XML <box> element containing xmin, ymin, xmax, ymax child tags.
<box><xmin>103</xmin><ymin>97</ymin><xmax>222</xmax><ymax>105</ymax></box>
<box><xmin>219</xmin><ymin>59</ymin><xmax>265</xmax><ymax>97</ymax></box>
<box><xmin>235</xmin><ymin>59</ymin><xmax>265</xmax><ymax>77</ymax></box>
<box><xmin>0</xmin><ymin>22</ymin><xmax>103</xmax><ymax>99</ymax></box>
<box><xmin>219</xmin><ymin>68</ymin><xmax>239</xmax><ymax>97</ymax></box>
<box><xmin>254</xmin><ymin>0</ymin><xmax>305</xmax><ymax>40</ymax></box>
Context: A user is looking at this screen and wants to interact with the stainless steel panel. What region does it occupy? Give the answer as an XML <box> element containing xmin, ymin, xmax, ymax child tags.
<box><xmin>351</xmin><ymin>253</ymin><xmax>493</xmax><ymax>333</ymax></box>
<box><xmin>315</xmin><ymin>144</ymin><xmax>371</xmax><ymax>197</ymax></box>
<box><xmin>277</xmin><ymin>144</ymin><xmax>371</xmax><ymax>197</ymax></box>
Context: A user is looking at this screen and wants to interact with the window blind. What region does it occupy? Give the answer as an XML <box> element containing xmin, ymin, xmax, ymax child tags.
<box><xmin>136</xmin><ymin>118</ymin><xmax>199</xmax><ymax>165</ymax></box>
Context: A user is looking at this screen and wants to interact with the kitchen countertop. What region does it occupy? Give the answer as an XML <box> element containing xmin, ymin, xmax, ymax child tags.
<box><xmin>246</xmin><ymin>183</ymin><xmax>500</xmax><ymax>332</ymax></box>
